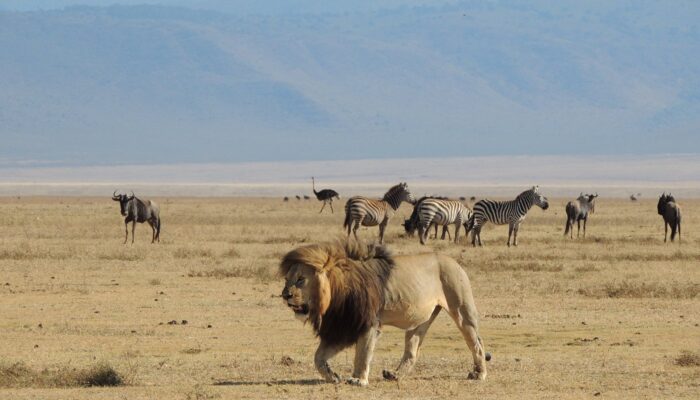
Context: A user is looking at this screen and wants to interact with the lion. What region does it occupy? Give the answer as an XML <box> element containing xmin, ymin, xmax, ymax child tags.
<box><xmin>280</xmin><ymin>240</ymin><xmax>489</xmax><ymax>386</ymax></box>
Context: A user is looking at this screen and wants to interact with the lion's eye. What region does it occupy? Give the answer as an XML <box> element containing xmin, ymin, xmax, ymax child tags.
<box><xmin>295</xmin><ymin>277</ymin><xmax>306</xmax><ymax>286</ymax></box>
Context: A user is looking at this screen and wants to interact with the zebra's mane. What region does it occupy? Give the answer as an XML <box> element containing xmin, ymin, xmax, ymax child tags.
<box><xmin>382</xmin><ymin>183</ymin><xmax>408</xmax><ymax>201</ymax></box>
<box><xmin>516</xmin><ymin>186</ymin><xmax>538</xmax><ymax>200</ymax></box>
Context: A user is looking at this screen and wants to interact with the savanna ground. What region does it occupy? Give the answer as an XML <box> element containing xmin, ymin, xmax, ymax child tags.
<box><xmin>0</xmin><ymin>196</ymin><xmax>698</xmax><ymax>399</ymax></box>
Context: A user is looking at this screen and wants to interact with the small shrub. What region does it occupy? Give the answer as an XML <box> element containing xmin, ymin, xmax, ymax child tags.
<box><xmin>675</xmin><ymin>351</ymin><xmax>700</xmax><ymax>367</ymax></box>
<box><xmin>0</xmin><ymin>362</ymin><xmax>125</xmax><ymax>388</ymax></box>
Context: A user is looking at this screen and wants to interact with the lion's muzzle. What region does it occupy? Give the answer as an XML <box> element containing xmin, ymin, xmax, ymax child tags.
<box><xmin>288</xmin><ymin>303</ymin><xmax>309</xmax><ymax>315</ymax></box>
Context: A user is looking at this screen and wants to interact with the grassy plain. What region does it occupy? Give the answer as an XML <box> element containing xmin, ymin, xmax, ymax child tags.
<box><xmin>0</xmin><ymin>196</ymin><xmax>698</xmax><ymax>399</ymax></box>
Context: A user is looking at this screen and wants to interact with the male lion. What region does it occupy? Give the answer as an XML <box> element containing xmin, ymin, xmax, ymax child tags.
<box><xmin>280</xmin><ymin>241</ymin><xmax>488</xmax><ymax>386</ymax></box>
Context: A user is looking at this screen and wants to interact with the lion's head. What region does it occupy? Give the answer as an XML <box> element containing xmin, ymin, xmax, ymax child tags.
<box><xmin>280</xmin><ymin>241</ymin><xmax>394</xmax><ymax>348</ymax></box>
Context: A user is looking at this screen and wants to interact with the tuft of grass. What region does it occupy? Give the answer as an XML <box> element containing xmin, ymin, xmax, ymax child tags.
<box><xmin>188</xmin><ymin>264</ymin><xmax>275</xmax><ymax>281</ymax></box>
<box><xmin>220</xmin><ymin>248</ymin><xmax>241</xmax><ymax>258</ymax></box>
<box><xmin>97</xmin><ymin>251</ymin><xmax>144</xmax><ymax>262</ymax></box>
<box><xmin>174</xmin><ymin>247</ymin><xmax>214</xmax><ymax>259</ymax></box>
<box><xmin>579</xmin><ymin>281</ymin><xmax>699</xmax><ymax>299</ymax></box>
<box><xmin>674</xmin><ymin>351</ymin><xmax>700</xmax><ymax>367</ymax></box>
<box><xmin>148</xmin><ymin>278</ymin><xmax>161</xmax><ymax>286</ymax></box>
<box><xmin>0</xmin><ymin>362</ymin><xmax>126</xmax><ymax>388</ymax></box>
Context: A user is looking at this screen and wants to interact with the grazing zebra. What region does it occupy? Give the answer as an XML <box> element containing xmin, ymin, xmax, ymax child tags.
<box><xmin>658</xmin><ymin>193</ymin><xmax>682</xmax><ymax>242</ymax></box>
<box><xmin>312</xmin><ymin>177</ymin><xmax>340</xmax><ymax>214</ymax></box>
<box><xmin>468</xmin><ymin>186</ymin><xmax>549</xmax><ymax>247</ymax></box>
<box><xmin>403</xmin><ymin>196</ymin><xmax>451</xmax><ymax>240</ymax></box>
<box><xmin>416</xmin><ymin>198</ymin><xmax>473</xmax><ymax>245</ymax></box>
<box><xmin>344</xmin><ymin>182</ymin><xmax>415</xmax><ymax>244</ymax></box>
<box><xmin>564</xmin><ymin>193</ymin><xmax>598</xmax><ymax>239</ymax></box>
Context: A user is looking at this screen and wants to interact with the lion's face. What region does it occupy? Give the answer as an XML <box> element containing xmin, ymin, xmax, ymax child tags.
<box><xmin>281</xmin><ymin>263</ymin><xmax>329</xmax><ymax>323</ymax></box>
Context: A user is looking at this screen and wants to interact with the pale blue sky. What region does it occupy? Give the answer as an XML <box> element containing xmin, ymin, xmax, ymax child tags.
<box><xmin>1</xmin><ymin>1</ymin><xmax>699</xmax><ymax>165</ymax></box>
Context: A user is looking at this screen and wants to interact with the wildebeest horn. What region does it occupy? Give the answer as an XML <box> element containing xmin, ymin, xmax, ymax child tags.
<box><xmin>112</xmin><ymin>190</ymin><xmax>120</xmax><ymax>200</ymax></box>
<box><xmin>128</xmin><ymin>190</ymin><xmax>135</xmax><ymax>199</ymax></box>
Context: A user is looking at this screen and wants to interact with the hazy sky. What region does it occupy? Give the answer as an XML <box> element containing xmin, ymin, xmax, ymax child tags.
<box><xmin>1</xmin><ymin>1</ymin><xmax>699</xmax><ymax>166</ymax></box>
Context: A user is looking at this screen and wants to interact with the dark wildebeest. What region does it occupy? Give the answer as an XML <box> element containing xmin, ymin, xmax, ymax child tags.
<box><xmin>658</xmin><ymin>193</ymin><xmax>682</xmax><ymax>243</ymax></box>
<box><xmin>564</xmin><ymin>193</ymin><xmax>598</xmax><ymax>239</ymax></box>
<box><xmin>112</xmin><ymin>191</ymin><xmax>161</xmax><ymax>244</ymax></box>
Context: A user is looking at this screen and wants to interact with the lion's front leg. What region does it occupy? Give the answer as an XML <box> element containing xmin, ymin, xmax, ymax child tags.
<box><xmin>348</xmin><ymin>325</ymin><xmax>380</xmax><ymax>387</ymax></box>
<box><xmin>314</xmin><ymin>341</ymin><xmax>343</xmax><ymax>383</ymax></box>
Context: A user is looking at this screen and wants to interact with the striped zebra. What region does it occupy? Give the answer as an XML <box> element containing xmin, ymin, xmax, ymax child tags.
<box><xmin>343</xmin><ymin>182</ymin><xmax>415</xmax><ymax>244</ymax></box>
<box><xmin>416</xmin><ymin>199</ymin><xmax>473</xmax><ymax>245</ymax></box>
<box><xmin>468</xmin><ymin>186</ymin><xmax>549</xmax><ymax>247</ymax></box>
<box><xmin>403</xmin><ymin>196</ymin><xmax>451</xmax><ymax>241</ymax></box>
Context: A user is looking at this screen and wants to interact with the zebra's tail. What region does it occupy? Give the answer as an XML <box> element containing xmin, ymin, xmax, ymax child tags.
<box><xmin>465</xmin><ymin>214</ymin><xmax>475</xmax><ymax>233</ymax></box>
<box><xmin>343</xmin><ymin>200</ymin><xmax>352</xmax><ymax>229</ymax></box>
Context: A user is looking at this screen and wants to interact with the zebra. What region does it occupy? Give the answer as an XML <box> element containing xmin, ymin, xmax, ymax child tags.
<box><xmin>343</xmin><ymin>182</ymin><xmax>415</xmax><ymax>244</ymax></box>
<box><xmin>564</xmin><ymin>193</ymin><xmax>598</xmax><ymax>239</ymax></box>
<box><xmin>467</xmin><ymin>186</ymin><xmax>549</xmax><ymax>247</ymax></box>
<box><xmin>658</xmin><ymin>193</ymin><xmax>682</xmax><ymax>242</ymax></box>
<box><xmin>416</xmin><ymin>198</ymin><xmax>473</xmax><ymax>245</ymax></box>
<box><xmin>112</xmin><ymin>190</ymin><xmax>161</xmax><ymax>244</ymax></box>
<box><xmin>403</xmin><ymin>196</ymin><xmax>451</xmax><ymax>241</ymax></box>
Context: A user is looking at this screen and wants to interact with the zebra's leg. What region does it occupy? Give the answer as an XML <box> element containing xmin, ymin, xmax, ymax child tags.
<box><xmin>378</xmin><ymin>220</ymin><xmax>388</xmax><ymax>244</ymax></box>
<box><xmin>432</xmin><ymin>223</ymin><xmax>439</xmax><ymax>239</ymax></box>
<box><xmin>513</xmin><ymin>223</ymin><xmax>520</xmax><ymax>246</ymax></box>
<box><xmin>418</xmin><ymin>223</ymin><xmax>426</xmax><ymax>245</ymax></box>
<box><xmin>507</xmin><ymin>223</ymin><xmax>514</xmax><ymax>247</ymax></box>
<box><xmin>454</xmin><ymin>223</ymin><xmax>461</xmax><ymax>244</ymax></box>
<box><xmin>352</xmin><ymin>220</ymin><xmax>361</xmax><ymax>241</ymax></box>
<box><xmin>471</xmin><ymin>225</ymin><xmax>479</xmax><ymax>247</ymax></box>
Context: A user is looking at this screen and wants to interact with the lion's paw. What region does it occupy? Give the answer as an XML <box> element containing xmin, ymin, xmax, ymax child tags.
<box><xmin>467</xmin><ymin>371</ymin><xmax>486</xmax><ymax>380</ymax></box>
<box><xmin>382</xmin><ymin>370</ymin><xmax>398</xmax><ymax>381</ymax></box>
<box><xmin>346</xmin><ymin>377</ymin><xmax>368</xmax><ymax>387</ymax></box>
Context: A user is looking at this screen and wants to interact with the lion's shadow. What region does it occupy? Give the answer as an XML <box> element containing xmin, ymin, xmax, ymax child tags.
<box><xmin>213</xmin><ymin>378</ymin><xmax>325</xmax><ymax>386</ymax></box>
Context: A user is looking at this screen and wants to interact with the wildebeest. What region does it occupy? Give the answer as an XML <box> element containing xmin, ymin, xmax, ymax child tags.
<box><xmin>658</xmin><ymin>193</ymin><xmax>682</xmax><ymax>242</ymax></box>
<box><xmin>564</xmin><ymin>193</ymin><xmax>598</xmax><ymax>239</ymax></box>
<box><xmin>112</xmin><ymin>191</ymin><xmax>161</xmax><ymax>244</ymax></box>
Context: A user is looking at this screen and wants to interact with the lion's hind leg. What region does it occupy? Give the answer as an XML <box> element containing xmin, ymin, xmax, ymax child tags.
<box><xmin>314</xmin><ymin>341</ymin><xmax>344</xmax><ymax>384</ymax></box>
<box><xmin>382</xmin><ymin>306</ymin><xmax>441</xmax><ymax>381</ymax></box>
<box><xmin>447</xmin><ymin>303</ymin><xmax>487</xmax><ymax>380</ymax></box>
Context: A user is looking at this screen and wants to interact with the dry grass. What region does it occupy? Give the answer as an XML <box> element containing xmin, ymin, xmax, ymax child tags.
<box><xmin>578</xmin><ymin>281</ymin><xmax>700</xmax><ymax>299</ymax></box>
<box><xmin>0</xmin><ymin>362</ymin><xmax>126</xmax><ymax>388</ymax></box>
<box><xmin>0</xmin><ymin>196</ymin><xmax>698</xmax><ymax>399</ymax></box>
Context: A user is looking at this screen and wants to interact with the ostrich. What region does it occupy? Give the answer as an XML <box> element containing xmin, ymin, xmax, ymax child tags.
<box><xmin>312</xmin><ymin>177</ymin><xmax>340</xmax><ymax>213</ymax></box>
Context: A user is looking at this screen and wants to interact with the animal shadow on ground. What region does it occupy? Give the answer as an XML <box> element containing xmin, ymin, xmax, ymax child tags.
<box><xmin>213</xmin><ymin>378</ymin><xmax>325</xmax><ymax>386</ymax></box>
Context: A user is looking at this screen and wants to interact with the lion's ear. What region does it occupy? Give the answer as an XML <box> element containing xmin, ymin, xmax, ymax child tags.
<box><xmin>315</xmin><ymin>271</ymin><xmax>331</xmax><ymax>316</ymax></box>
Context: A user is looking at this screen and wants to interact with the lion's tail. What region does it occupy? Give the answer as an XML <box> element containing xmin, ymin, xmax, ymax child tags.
<box><xmin>479</xmin><ymin>336</ymin><xmax>492</xmax><ymax>362</ymax></box>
